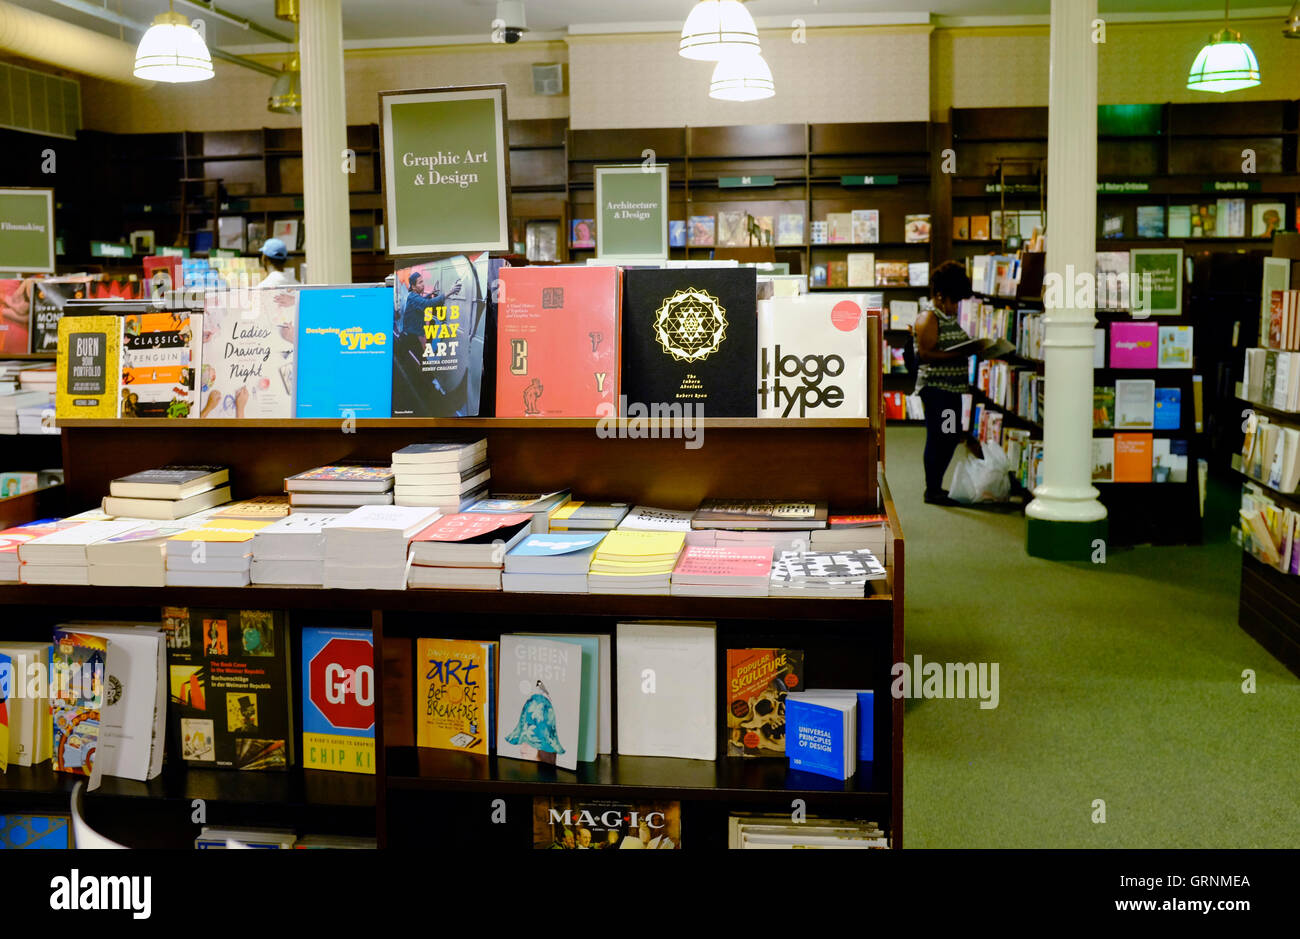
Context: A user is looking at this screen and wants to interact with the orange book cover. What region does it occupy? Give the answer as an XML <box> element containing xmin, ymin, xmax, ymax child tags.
<box><xmin>495</xmin><ymin>266</ymin><xmax>620</xmax><ymax>417</ymax></box>
<box><xmin>971</xmin><ymin>216</ymin><xmax>991</xmax><ymax>241</ymax></box>
<box><xmin>1113</xmin><ymin>432</ymin><xmax>1153</xmax><ymax>482</ymax></box>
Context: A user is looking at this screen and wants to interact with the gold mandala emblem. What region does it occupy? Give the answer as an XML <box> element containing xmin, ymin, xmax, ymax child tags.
<box><xmin>652</xmin><ymin>288</ymin><xmax>728</xmax><ymax>362</ymax></box>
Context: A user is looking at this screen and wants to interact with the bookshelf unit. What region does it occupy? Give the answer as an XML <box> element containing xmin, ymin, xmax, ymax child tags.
<box><xmin>0</xmin><ymin>319</ymin><xmax>906</xmax><ymax>849</ymax></box>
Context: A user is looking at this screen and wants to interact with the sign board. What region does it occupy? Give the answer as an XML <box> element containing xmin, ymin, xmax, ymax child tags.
<box><xmin>720</xmin><ymin>175</ymin><xmax>775</xmax><ymax>188</ymax></box>
<box><xmin>0</xmin><ymin>188</ymin><xmax>54</xmax><ymax>273</ymax></box>
<box><xmin>1203</xmin><ymin>180</ymin><xmax>1261</xmax><ymax>193</ymax></box>
<box><xmin>90</xmin><ymin>241</ymin><xmax>131</xmax><ymax>258</ymax></box>
<box><xmin>841</xmin><ymin>174</ymin><xmax>899</xmax><ymax>187</ymax></box>
<box><xmin>595</xmin><ymin>163</ymin><xmax>668</xmax><ymax>259</ymax></box>
<box><xmin>1097</xmin><ymin>181</ymin><xmax>1151</xmax><ymax>193</ymax></box>
<box><xmin>1131</xmin><ymin>247</ymin><xmax>1184</xmax><ymax>316</ymax></box>
<box><xmin>379</xmin><ymin>84</ymin><xmax>511</xmax><ymax>257</ymax></box>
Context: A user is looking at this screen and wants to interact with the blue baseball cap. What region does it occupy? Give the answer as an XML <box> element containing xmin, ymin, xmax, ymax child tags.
<box><xmin>261</xmin><ymin>238</ymin><xmax>288</xmax><ymax>262</ymax></box>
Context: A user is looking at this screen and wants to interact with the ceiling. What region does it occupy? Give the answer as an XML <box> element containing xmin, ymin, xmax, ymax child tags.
<box><xmin>15</xmin><ymin>0</ymin><xmax>1292</xmax><ymax>51</ymax></box>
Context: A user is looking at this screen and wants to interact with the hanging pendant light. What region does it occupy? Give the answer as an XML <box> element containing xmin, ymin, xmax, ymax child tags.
<box><xmin>1283</xmin><ymin>2</ymin><xmax>1300</xmax><ymax>37</ymax></box>
<box><xmin>1187</xmin><ymin>0</ymin><xmax>1260</xmax><ymax>93</ymax></box>
<box><xmin>680</xmin><ymin>0</ymin><xmax>760</xmax><ymax>61</ymax></box>
<box><xmin>709</xmin><ymin>51</ymin><xmax>774</xmax><ymax>102</ymax></box>
<box><xmin>268</xmin><ymin>53</ymin><xmax>301</xmax><ymax>114</ymax></box>
<box><xmin>134</xmin><ymin>1</ymin><xmax>214</xmax><ymax>83</ymax></box>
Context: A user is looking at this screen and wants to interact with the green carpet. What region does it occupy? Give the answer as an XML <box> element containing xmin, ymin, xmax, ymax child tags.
<box><xmin>889</xmin><ymin>426</ymin><xmax>1300</xmax><ymax>847</ymax></box>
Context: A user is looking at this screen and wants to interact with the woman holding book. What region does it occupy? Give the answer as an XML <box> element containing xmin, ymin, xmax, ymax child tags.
<box><xmin>914</xmin><ymin>260</ymin><xmax>974</xmax><ymax>506</ymax></box>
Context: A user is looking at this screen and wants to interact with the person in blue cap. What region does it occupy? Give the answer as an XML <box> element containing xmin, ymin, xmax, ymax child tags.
<box><xmin>258</xmin><ymin>238</ymin><xmax>297</xmax><ymax>287</ymax></box>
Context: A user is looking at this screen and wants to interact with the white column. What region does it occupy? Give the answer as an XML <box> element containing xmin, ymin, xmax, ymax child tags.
<box><xmin>1026</xmin><ymin>0</ymin><xmax>1107</xmax><ymax>542</ymax></box>
<box><xmin>298</xmin><ymin>0</ymin><xmax>351</xmax><ymax>284</ymax></box>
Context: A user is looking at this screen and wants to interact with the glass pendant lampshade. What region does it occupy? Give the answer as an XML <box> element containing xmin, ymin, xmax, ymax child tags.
<box><xmin>1186</xmin><ymin>27</ymin><xmax>1261</xmax><ymax>92</ymax></box>
<box><xmin>134</xmin><ymin>8</ymin><xmax>214</xmax><ymax>83</ymax></box>
<box><xmin>709</xmin><ymin>51</ymin><xmax>774</xmax><ymax>102</ymax></box>
<box><xmin>680</xmin><ymin>0</ymin><xmax>760</xmax><ymax>61</ymax></box>
<box><xmin>1283</xmin><ymin>2</ymin><xmax>1300</xmax><ymax>37</ymax></box>
<box><xmin>268</xmin><ymin>54</ymin><xmax>301</xmax><ymax>114</ymax></box>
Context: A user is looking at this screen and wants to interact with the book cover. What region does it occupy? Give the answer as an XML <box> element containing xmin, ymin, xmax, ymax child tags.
<box><xmin>874</xmin><ymin>261</ymin><xmax>910</xmax><ymax>286</ymax></box>
<box><xmin>532</xmin><ymin>796</ymin><xmax>682</xmax><ymax>849</ymax></box>
<box><xmin>1113</xmin><ymin>432</ymin><xmax>1154</xmax><ymax>482</ymax></box>
<box><xmin>167</xmin><ymin>608</ymin><xmax>293</xmax><ymax>770</ymax></box>
<box><xmin>810</xmin><ymin>221</ymin><xmax>828</xmax><ymax>245</ymax></box>
<box><xmin>615</xmin><ymin>622</ymin><xmax>715</xmax><ymax>761</ymax></box>
<box><xmin>970</xmin><ymin>216</ymin><xmax>990</xmax><ymax>241</ymax></box>
<box><xmin>201</xmin><ymin>287</ymin><xmax>298</xmax><ymax>419</ymax></box>
<box><xmin>549</xmin><ymin>502</ymin><xmax>628</xmax><ymax>530</ymax></box>
<box><xmin>846</xmin><ymin>253</ymin><xmax>874</xmax><ymax>288</ymax></box>
<box><xmin>1092</xmin><ymin>437</ymin><xmax>1115</xmax><ymax>482</ymax></box>
<box><xmin>1102</xmin><ymin>213</ymin><xmax>1124</xmax><ymax>239</ymax></box>
<box><xmin>757</xmin><ymin>294</ymin><xmax>869</xmax><ymax>418</ymax></box>
<box><xmin>688</xmin><ymin>216</ymin><xmax>715</xmax><ymax>247</ymax></box>
<box><xmin>0</xmin><ymin>279</ymin><xmax>31</xmax><ymax>353</ymax></box>
<box><xmin>904</xmin><ymin>214</ymin><xmax>931</xmax><ymax>243</ymax></box>
<box><xmin>71</xmin><ymin>625</ymin><xmax>166</xmax><ymax>782</ymax></box>
<box><xmin>1093</xmin><ymin>387</ymin><xmax>1115</xmax><ymax>428</ymax></box>
<box><xmin>31</xmin><ymin>280</ymin><xmax>92</xmax><ymax>354</ymax></box>
<box><xmin>908</xmin><ymin>262</ymin><xmax>930</xmax><ymax>287</ymax></box>
<box><xmin>416</xmin><ymin>638</ymin><xmax>496</xmax><ymax>755</ymax></box>
<box><xmin>1136</xmin><ymin>205</ymin><xmax>1166</xmax><ymax>238</ymax></box>
<box><xmin>777</xmin><ymin>213</ymin><xmax>804</xmax><ymax>246</ymax></box>
<box><xmin>953</xmin><ymin>216</ymin><xmax>970</xmax><ymax>240</ymax></box>
<box><xmin>56</xmin><ymin>314</ymin><xmax>122</xmax><ymax>419</ymax></box>
<box><xmin>519</xmin><ymin>634</ymin><xmax>598</xmax><ymax>763</ymax></box>
<box><xmin>497</xmin><ymin>635</ymin><xmax>581</xmax><ymax>771</ymax></box>
<box><xmin>668</xmin><ymin>220</ymin><xmax>686</xmax><ymax>248</ymax></box>
<box><xmin>495</xmin><ymin>266</ymin><xmax>620</xmax><ymax>418</ymax></box>
<box><xmin>1252</xmin><ymin>203</ymin><xmax>1286</xmax><ymax>238</ymax></box>
<box><xmin>296</xmin><ymin>286</ymin><xmax>392</xmax><ymax>418</ymax></box>
<box><xmin>827</xmin><ymin>213</ymin><xmax>853</xmax><ymax>244</ymax></box>
<box><xmin>785</xmin><ymin>698</ymin><xmax>849</xmax><ymax>779</ymax></box>
<box><xmin>301</xmin><ymin>626</ymin><xmax>374</xmax><ymax>774</ymax></box>
<box><xmin>725</xmin><ymin>648</ymin><xmax>803</xmax><ymax>757</ymax></box>
<box><xmin>1115</xmin><ymin>379</ymin><xmax>1155</xmax><ymax>428</ymax></box>
<box><xmin>571</xmin><ymin>219</ymin><xmax>595</xmax><ymax>249</ymax></box>
<box><xmin>850</xmin><ymin>209</ymin><xmax>878</xmax><ymax>244</ymax></box>
<box><xmin>1158</xmin><ymin>325</ymin><xmax>1193</xmax><ymax>368</ymax></box>
<box><xmin>1191</xmin><ymin>202</ymin><xmax>1217</xmax><ymax>237</ymax></box>
<box><xmin>827</xmin><ymin>261</ymin><xmax>848</xmax><ymax>288</ymax></box>
<box><xmin>50</xmin><ymin>628</ymin><xmax>106</xmax><ymax>787</ymax></box>
<box><xmin>120</xmin><ymin>311</ymin><xmax>201</xmax><ymax>419</ymax></box>
<box><xmin>393</xmin><ymin>253</ymin><xmax>491</xmax><ymax>417</ymax></box>
<box><xmin>1095</xmin><ymin>251</ymin><xmax>1130</xmax><ymax>310</ymax></box>
<box><xmin>1109</xmin><ymin>321</ymin><xmax>1158</xmax><ymax>368</ymax></box>
<box><xmin>1168</xmin><ymin>205</ymin><xmax>1192</xmax><ymax>238</ymax></box>
<box><xmin>717</xmin><ymin>210</ymin><xmax>746</xmax><ymax>247</ymax></box>
<box><xmin>1153</xmin><ymin>387</ymin><xmax>1181</xmax><ymax>430</ymax></box>
<box><xmin>0</xmin><ymin>649</ymin><xmax>8</xmax><ymax>773</ymax></box>
<box><xmin>621</xmin><ymin>268</ymin><xmax>758</xmax><ymax>416</ymax></box>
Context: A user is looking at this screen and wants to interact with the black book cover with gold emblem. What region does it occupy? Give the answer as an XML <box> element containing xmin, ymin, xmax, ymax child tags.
<box><xmin>621</xmin><ymin>268</ymin><xmax>757</xmax><ymax>416</ymax></box>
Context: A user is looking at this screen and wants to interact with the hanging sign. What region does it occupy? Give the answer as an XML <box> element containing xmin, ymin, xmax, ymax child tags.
<box><xmin>595</xmin><ymin>164</ymin><xmax>668</xmax><ymax>259</ymax></box>
<box><xmin>0</xmin><ymin>188</ymin><xmax>54</xmax><ymax>273</ymax></box>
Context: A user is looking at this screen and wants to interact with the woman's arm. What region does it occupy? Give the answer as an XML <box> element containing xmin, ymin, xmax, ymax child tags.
<box><xmin>914</xmin><ymin>310</ymin><xmax>970</xmax><ymax>363</ymax></box>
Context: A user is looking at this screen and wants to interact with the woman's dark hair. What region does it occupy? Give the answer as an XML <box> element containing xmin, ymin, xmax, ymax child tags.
<box><xmin>930</xmin><ymin>260</ymin><xmax>973</xmax><ymax>302</ymax></box>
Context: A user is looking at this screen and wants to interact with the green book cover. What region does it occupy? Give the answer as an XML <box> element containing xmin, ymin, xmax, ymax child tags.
<box><xmin>1093</xmin><ymin>387</ymin><xmax>1115</xmax><ymax>429</ymax></box>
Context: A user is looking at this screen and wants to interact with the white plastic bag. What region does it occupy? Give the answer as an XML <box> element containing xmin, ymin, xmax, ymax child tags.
<box><xmin>948</xmin><ymin>441</ymin><xmax>1012</xmax><ymax>504</ymax></box>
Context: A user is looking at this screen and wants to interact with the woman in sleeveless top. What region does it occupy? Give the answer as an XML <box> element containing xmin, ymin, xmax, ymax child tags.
<box><xmin>913</xmin><ymin>261</ymin><xmax>975</xmax><ymax>505</ymax></box>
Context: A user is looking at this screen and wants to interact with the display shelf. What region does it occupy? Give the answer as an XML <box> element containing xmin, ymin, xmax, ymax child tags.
<box><xmin>1239</xmin><ymin>553</ymin><xmax>1300</xmax><ymax>678</ymax></box>
<box><xmin>1237</xmin><ymin>390</ymin><xmax>1300</xmax><ymax>422</ymax></box>
<box><xmin>1231</xmin><ymin>455</ymin><xmax>1300</xmax><ymax>510</ymax></box>
<box><xmin>56</xmin><ymin>417</ymin><xmax>871</xmax><ymax>430</ymax></box>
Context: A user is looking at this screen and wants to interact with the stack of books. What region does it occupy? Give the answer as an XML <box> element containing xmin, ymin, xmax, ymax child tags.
<box><xmin>406</xmin><ymin>512</ymin><xmax>532</xmax><ymax>589</ymax></box>
<box><xmin>16</xmin><ymin>403</ymin><xmax>58</xmax><ymax>435</ymax></box>
<box><xmin>688</xmin><ymin>499</ymin><xmax>828</xmax><ymax>554</ymax></box>
<box><xmin>727</xmin><ymin>813</ymin><xmax>887</xmax><ymax>849</ymax></box>
<box><xmin>587</xmin><ymin>530</ymin><xmax>686</xmax><ymax>595</ymax></box>
<box><xmin>0</xmin><ymin>519</ymin><xmax>79</xmax><ymax>581</ymax></box>
<box><xmin>768</xmin><ymin>548</ymin><xmax>886</xmax><ymax>597</ymax></box>
<box><xmin>466</xmin><ymin>490</ymin><xmax>572</xmax><ymax>533</ymax></box>
<box><xmin>547</xmin><ymin>501</ymin><xmax>630</xmax><ymax>532</ymax></box>
<box><xmin>18</xmin><ymin>519</ymin><xmax>143</xmax><ymax>584</ymax></box>
<box><xmin>102</xmin><ymin>466</ymin><xmax>231</xmax><ymax>520</ymax></box>
<box><xmin>323</xmin><ymin>505</ymin><xmax>441</xmax><ymax>589</ymax></box>
<box><xmin>88</xmin><ymin>515</ymin><xmax>214</xmax><ymax>587</ymax></box>
<box><xmin>502</xmin><ymin>531</ymin><xmax>606</xmax><ymax>593</ymax></box>
<box><xmin>285</xmin><ymin>463</ymin><xmax>394</xmax><ymax>514</ymax></box>
<box><xmin>19</xmin><ymin>364</ymin><xmax>57</xmax><ymax>395</ymax></box>
<box><xmin>164</xmin><ymin>516</ymin><xmax>275</xmax><ymax>586</ymax></box>
<box><xmin>670</xmin><ymin>544</ymin><xmax>774</xmax><ymax>597</ymax></box>
<box><xmin>391</xmin><ymin>440</ymin><xmax>490</xmax><ymax>511</ymax></box>
<box><xmin>617</xmin><ymin>505</ymin><xmax>694</xmax><ymax>533</ymax></box>
<box><xmin>250</xmin><ymin>513</ymin><xmax>344</xmax><ymax>585</ymax></box>
<box><xmin>0</xmin><ymin>390</ymin><xmax>51</xmax><ymax>434</ymax></box>
<box><xmin>808</xmin><ymin>513</ymin><xmax>889</xmax><ymax>552</ymax></box>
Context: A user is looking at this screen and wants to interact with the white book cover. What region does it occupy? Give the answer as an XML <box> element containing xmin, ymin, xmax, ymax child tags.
<box><xmin>615</xmin><ymin>621</ymin><xmax>716</xmax><ymax>761</ymax></box>
<box><xmin>850</xmin><ymin>209</ymin><xmax>878</xmax><ymax>244</ymax></box>
<box><xmin>846</xmin><ymin>253</ymin><xmax>874</xmax><ymax>287</ymax></box>
<box><xmin>497</xmin><ymin>635</ymin><xmax>583</xmax><ymax>771</ymax></box>
<box><xmin>20</xmin><ymin>520</ymin><xmax>147</xmax><ymax>564</ymax></box>
<box><xmin>1092</xmin><ymin>437</ymin><xmax>1115</xmax><ymax>483</ymax></box>
<box><xmin>71</xmin><ymin>625</ymin><xmax>166</xmax><ymax>781</ymax></box>
<box><xmin>201</xmin><ymin>287</ymin><xmax>298</xmax><ymax>418</ymax></box>
<box><xmin>889</xmin><ymin>300</ymin><xmax>918</xmax><ymax>330</ymax></box>
<box><xmin>0</xmin><ymin>641</ymin><xmax>52</xmax><ymax>766</ymax></box>
<box><xmin>757</xmin><ymin>295</ymin><xmax>869</xmax><ymax>418</ymax></box>
<box><xmin>324</xmin><ymin>505</ymin><xmax>440</xmax><ymax>536</ymax></box>
<box><xmin>1115</xmin><ymin>379</ymin><xmax>1155</xmax><ymax>429</ymax></box>
<box><xmin>252</xmin><ymin>512</ymin><xmax>342</xmax><ymax>559</ymax></box>
<box><xmin>1094</xmin><ymin>328</ymin><xmax>1107</xmax><ymax>368</ymax></box>
<box><xmin>618</xmin><ymin>506</ymin><xmax>694</xmax><ymax>532</ymax></box>
<box><xmin>1158</xmin><ymin>325</ymin><xmax>1193</xmax><ymax>369</ymax></box>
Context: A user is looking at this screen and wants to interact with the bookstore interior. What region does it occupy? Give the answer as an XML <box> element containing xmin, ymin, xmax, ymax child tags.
<box><xmin>0</xmin><ymin>0</ymin><xmax>1295</xmax><ymax>887</ymax></box>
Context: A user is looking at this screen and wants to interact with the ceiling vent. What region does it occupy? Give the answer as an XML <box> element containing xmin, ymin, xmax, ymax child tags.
<box><xmin>532</xmin><ymin>62</ymin><xmax>564</xmax><ymax>96</ymax></box>
<box><xmin>0</xmin><ymin>62</ymin><xmax>80</xmax><ymax>139</ymax></box>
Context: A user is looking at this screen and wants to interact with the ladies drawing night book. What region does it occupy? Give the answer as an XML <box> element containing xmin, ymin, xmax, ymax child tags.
<box><xmin>201</xmin><ymin>287</ymin><xmax>298</xmax><ymax>419</ymax></box>
<box><xmin>621</xmin><ymin>268</ymin><xmax>757</xmax><ymax>416</ymax></box>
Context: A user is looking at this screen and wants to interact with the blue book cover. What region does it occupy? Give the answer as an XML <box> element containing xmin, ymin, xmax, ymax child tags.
<box><xmin>669</xmin><ymin>220</ymin><xmax>687</xmax><ymax>247</ymax></box>
<box><xmin>0</xmin><ymin>814</ymin><xmax>72</xmax><ymax>848</ymax></box>
<box><xmin>296</xmin><ymin>286</ymin><xmax>392</xmax><ymax>417</ymax></box>
<box><xmin>856</xmin><ymin>690</ymin><xmax>873</xmax><ymax>761</ymax></box>
<box><xmin>1153</xmin><ymin>387</ymin><xmax>1181</xmax><ymax>430</ymax></box>
<box><xmin>508</xmin><ymin>532</ymin><xmax>606</xmax><ymax>557</ymax></box>
<box><xmin>786</xmin><ymin>698</ymin><xmax>848</xmax><ymax>780</ymax></box>
<box><xmin>301</xmin><ymin>627</ymin><xmax>375</xmax><ymax>774</ymax></box>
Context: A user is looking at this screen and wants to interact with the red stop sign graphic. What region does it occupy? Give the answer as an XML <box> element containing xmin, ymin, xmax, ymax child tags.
<box><xmin>309</xmin><ymin>638</ymin><xmax>375</xmax><ymax>731</ymax></box>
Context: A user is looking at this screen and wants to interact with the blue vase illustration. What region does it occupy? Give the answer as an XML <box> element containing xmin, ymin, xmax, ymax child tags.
<box><xmin>506</xmin><ymin>680</ymin><xmax>565</xmax><ymax>754</ymax></box>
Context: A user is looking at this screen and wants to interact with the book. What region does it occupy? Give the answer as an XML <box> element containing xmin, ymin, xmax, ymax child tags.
<box><xmin>213</xmin><ymin>495</ymin><xmax>290</xmax><ymax>520</ymax></box>
<box><xmin>0</xmin><ymin>279</ymin><xmax>31</xmax><ymax>354</ymax></box>
<box><xmin>166</xmin><ymin>608</ymin><xmax>293</xmax><ymax>770</ymax></box>
<box><xmin>200</xmin><ymin>287</ymin><xmax>298</xmax><ymax>419</ymax></box>
<box><xmin>55</xmin><ymin>314</ymin><xmax>122</xmax><ymax>419</ymax></box>
<box><xmin>504</xmin><ymin>531</ymin><xmax>607</xmax><ymax>575</ymax></box>
<box><xmin>548</xmin><ymin>501</ymin><xmax>630</xmax><ymax>531</ymax></box>
<box><xmin>1158</xmin><ymin>325</ymin><xmax>1193</xmax><ymax>368</ymax></box>
<box><xmin>618</xmin><ymin>505</ymin><xmax>694</xmax><ymax>532</ymax></box>
<box><xmin>301</xmin><ymin>627</ymin><xmax>374</xmax><ymax>774</ymax></box>
<box><xmin>392</xmin><ymin>440</ymin><xmax>486</xmax><ymax>468</ymax></box>
<box><xmin>670</xmin><ymin>544</ymin><xmax>773</xmax><ymax>597</ymax></box>
<box><xmin>904</xmin><ymin>214</ymin><xmax>931</xmax><ymax>243</ymax></box>
<box><xmin>495</xmin><ymin>266</ymin><xmax>621</xmax><ymax>418</ymax></box>
<box><xmin>1217</xmin><ymin>198</ymin><xmax>1245</xmax><ymax>237</ymax></box>
<box><xmin>1101</xmin><ymin>213</ymin><xmax>1124</xmax><ymax>239</ymax></box>
<box><xmin>909</xmin><ymin>262</ymin><xmax>930</xmax><ymax>287</ymax></box>
<box><xmin>110</xmin><ymin>465</ymin><xmax>228</xmax><ymax>499</ymax></box>
<box><xmin>1191</xmin><ymin>202</ymin><xmax>1217</xmax><ymax>237</ymax></box>
<box><xmin>1115</xmin><ymin>379</ymin><xmax>1156</xmax><ymax>429</ymax></box>
<box><xmin>827</xmin><ymin>213</ymin><xmax>853</xmax><ymax>244</ymax></box>
<box><xmin>666</xmin><ymin>219</ymin><xmax>686</xmax><ymax>248</ymax></box>
<box><xmin>1113</xmin><ymin>432</ymin><xmax>1154</xmax><ymax>482</ymax></box>
<box><xmin>970</xmin><ymin>216</ymin><xmax>990</xmax><ymax>241</ymax></box>
<box><xmin>846</xmin><ymin>253</ymin><xmax>874</xmax><ymax>288</ymax></box>
<box><xmin>1136</xmin><ymin>205</ymin><xmax>1165</xmax><ymax>238</ymax></box>
<box><xmin>392</xmin><ymin>253</ymin><xmax>491</xmax><ymax>418</ymax></box>
<box><xmin>408</xmin><ymin>512</ymin><xmax>532</xmax><ymax>566</ymax></box>
<box><xmin>953</xmin><ymin>216</ymin><xmax>970</xmax><ymax>240</ymax></box>
<box><xmin>785</xmin><ymin>696</ymin><xmax>856</xmax><ymax>779</ymax></box>
<box><xmin>757</xmin><ymin>294</ymin><xmax>869</xmax><ymax>418</ymax></box>
<box><xmin>777</xmin><ymin>213</ymin><xmax>804</xmax><ymax>246</ymax></box>
<box><xmin>416</xmin><ymin>638</ymin><xmax>496</xmax><ymax>754</ymax></box>
<box><xmin>1168</xmin><ymin>205</ymin><xmax>1192</xmax><ymax>238</ymax></box>
<box><xmin>874</xmin><ymin>261</ymin><xmax>910</xmax><ymax>286</ymax></box>
<box><xmin>827</xmin><ymin>261</ymin><xmax>848</xmax><ymax>288</ymax></box>
<box><xmin>1095</xmin><ymin>251</ymin><xmax>1130</xmax><ymax>310</ymax></box>
<box><xmin>1252</xmin><ymin>202</ymin><xmax>1286</xmax><ymax>238</ymax></box>
<box><xmin>285</xmin><ymin>463</ymin><xmax>394</xmax><ymax>493</ymax></box>
<box><xmin>533</xmin><ymin>796</ymin><xmax>682</xmax><ymax>849</ymax></box>
<box><xmin>120</xmin><ymin>310</ymin><xmax>201</xmax><ymax>418</ymax></box>
<box><xmin>890</xmin><ymin>299</ymin><xmax>919</xmax><ymax>329</ymax></box>
<box><xmin>516</xmin><ymin>633</ymin><xmax>600</xmax><ymax>763</ymax></box>
<box><xmin>615</xmin><ymin>621</ymin><xmax>716</xmax><ymax>760</ymax></box>
<box><xmin>621</xmin><ymin>268</ymin><xmax>758</xmax><ymax>416</ymax></box>
<box><xmin>688</xmin><ymin>216</ymin><xmax>715</xmax><ymax>247</ymax></box>
<box><xmin>1109</xmin><ymin>321</ymin><xmax>1158</xmax><ymax>369</ymax></box>
<box><xmin>850</xmin><ymin>209</ymin><xmax>878</xmax><ymax>244</ymax></box>
<box><xmin>102</xmin><ymin>486</ymin><xmax>232</xmax><ymax>520</ymax></box>
<box><xmin>497</xmin><ymin>635</ymin><xmax>582</xmax><ymax>770</ymax></box>
<box><xmin>69</xmin><ymin>624</ymin><xmax>166</xmax><ymax>782</ymax></box>
<box><xmin>50</xmin><ymin>628</ymin><xmax>107</xmax><ymax>787</ymax></box>
<box><xmin>810</xmin><ymin>220</ymin><xmax>828</xmax><ymax>245</ymax></box>
<box><xmin>466</xmin><ymin>490</ymin><xmax>571</xmax><ymax>534</ymax></box>
<box><xmin>769</xmin><ymin>548</ymin><xmax>885</xmax><ymax>595</ymax></box>
<box><xmin>717</xmin><ymin>210</ymin><xmax>746</xmax><ymax>247</ymax></box>
<box><xmin>0</xmin><ymin>641</ymin><xmax>52</xmax><ymax>766</ymax></box>
<box><xmin>810</xmin><ymin>264</ymin><xmax>827</xmax><ymax>287</ymax></box>
<box><xmin>296</xmin><ymin>285</ymin><xmax>392</xmax><ymax>418</ymax></box>
<box><xmin>271</xmin><ymin>219</ymin><xmax>299</xmax><ymax>251</ymax></box>
<box><xmin>692</xmin><ymin>499</ymin><xmax>828</xmax><ymax>530</ymax></box>
<box><xmin>725</xmin><ymin>648</ymin><xmax>803</xmax><ymax>756</ymax></box>
<box><xmin>31</xmin><ymin>280</ymin><xmax>92</xmax><ymax>354</ymax></box>
<box><xmin>1093</xmin><ymin>387</ymin><xmax>1115</xmax><ymax>429</ymax></box>
<box><xmin>570</xmin><ymin>219</ymin><xmax>595</xmax><ymax>249</ymax></box>
<box><xmin>1092</xmin><ymin>437</ymin><xmax>1115</xmax><ymax>482</ymax></box>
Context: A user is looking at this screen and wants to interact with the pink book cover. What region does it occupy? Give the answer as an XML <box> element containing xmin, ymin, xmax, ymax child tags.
<box><xmin>1109</xmin><ymin>322</ymin><xmax>1158</xmax><ymax>369</ymax></box>
<box><xmin>411</xmin><ymin>512</ymin><xmax>531</xmax><ymax>544</ymax></box>
<box><xmin>673</xmin><ymin>545</ymin><xmax>774</xmax><ymax>579</ymax></box>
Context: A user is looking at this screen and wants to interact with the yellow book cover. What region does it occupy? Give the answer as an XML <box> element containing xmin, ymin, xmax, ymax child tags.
<box><xmin>212</xmin><ymin>496</ymin><xmax>291</xmax><ymax>520</ymax></box>
<box><xmin>416</xmin><ymin>638</ymin><xmax>496</xmax><ymax>755</ymax></box>
<box><xmin>56</xmin><ymin>315</ymin><xmax>122</xmax><ymax>419</ymax></box>
<box><xmin>167</xmin><ymin>518</ymin><xmax>273</xmax><ymax>544</ymax></box>
<box><xmin>593</xmin><ymin>530</ymin><xmax>686</xmax><ymax>560</ymax></box>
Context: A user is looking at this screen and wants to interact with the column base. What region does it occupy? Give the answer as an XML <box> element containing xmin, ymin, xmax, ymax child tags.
<box><xmin>1026</xmin><ymin>515</ymin><xmax>1109</xmax><ymax>561</ymax></box>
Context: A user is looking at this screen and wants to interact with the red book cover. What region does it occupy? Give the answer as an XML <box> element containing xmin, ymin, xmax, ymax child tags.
<box><xmin>495</xmin><ymin>266</ymin><xmax>620</xmax><ymax>417</ymax></box>
<box><xmin>884</xmin><ymin>391</ymin><xmax>905</xmax><ymax>420</ymax></box>
<box><xmin>143</xmin><ymin>256</ymin><xmax>183</xmax><ymax>298</ymax></box>
<box><xmin>673</xmin><ymin>544</ymin><xmax>774</xmax><ymax>580</ymax></box>
<box><xmin>828</xmin><ymin>514</ymin><xmax>888</xmax><ymax>528</ymax></box>
<box><xmin>725</xmin><ymin>648</ymin><xmax>803</xmax><ymax>756</ymax></box>
<box><xmin>411</xmin><ymin>512</ymin><xmax>532</xmax><ymax>544</ymax></box>
<box><xmin>0</xmin><ymin>279</ymin><xmax>32</xmax><ymax>354</ymax></box>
